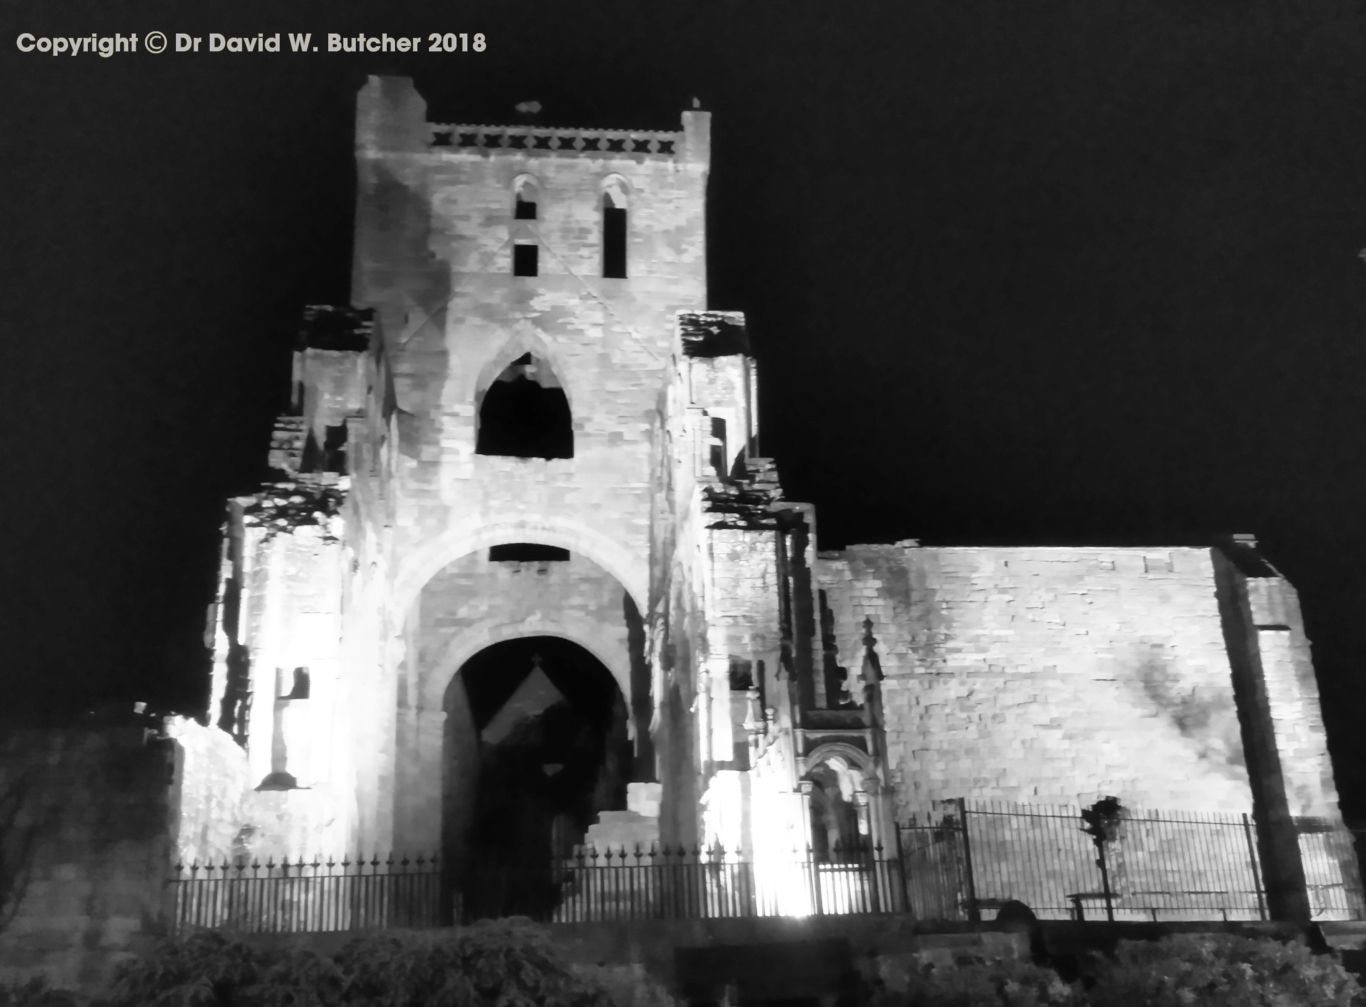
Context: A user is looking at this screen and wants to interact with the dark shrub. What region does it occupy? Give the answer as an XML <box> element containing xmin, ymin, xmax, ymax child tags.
<box><xmin>1082</xmin><ymin>932</ymin><xmax>1362</xmax><ymax>1007</ymax></box>
<box><xmin>872</xmin><ymin>932</ymin><xmax>1363</xmax><ymax>1007</ymax></box>
<box><xmin>0</xmin><ymin>977</ymin><xmax>85</xmax><ymax>1007</ymax></box>
<box><xmin>94</xmin><ymin>928</ymin><xmax>342</xmax><ymax>1006</ymax></box>
<box><xmin>91</xmin><ymin>919</ymin><xmax>618</xmax><ymax>1007</ymax></box>
<box><xmin>334</xmin><ymin>918</ymin><xmax>612</xmax><ymax>1007</ymax></box>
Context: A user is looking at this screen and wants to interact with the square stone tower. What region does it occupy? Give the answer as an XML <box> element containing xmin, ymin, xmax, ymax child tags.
<box><xmin>200</xmin><ymin>77</ymin><xmax>778</xmax><ymax>866</ymax></box>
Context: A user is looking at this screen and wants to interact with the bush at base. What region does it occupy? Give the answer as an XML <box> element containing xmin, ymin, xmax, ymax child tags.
<box><xmin>0</xmin><ymin>977</ymin><xmax>84</xmax><ymax>1007</ymax></box>
<box><xmin>87</xmin><ymin>918</ymin><xmax>631</xmax><ymax>1007</ymax></box>
<box><xmin>11</xmin><ymin>927</ymin><xmax>1362</xmax><ymax>1007</ymax></box>
<box><xmin>333</xmin><ymin>919</ymin><xmax>615</xmax><ymax>1007</ymax></box>
<box><xmin>887</xmin><ymin>956</ymin><xmax>1076</xmax><ymax>1007</ymax></box>
<box><xmin>874</xmin><ymin>932</ymin><xmax>1364</xmax><ymax>1007</ymax></box>
<box><xmin>1084</xmin><ymin>932</ymin><xmax>1362</xmax><ymax>1007</ymax></box>
<box><xmin>572</xmin><ymin>964</ymin><xmax>676</xmax><ymax>1007</ymax></box>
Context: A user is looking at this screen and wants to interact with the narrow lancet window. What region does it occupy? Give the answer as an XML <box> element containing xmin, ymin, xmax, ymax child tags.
<box><xmin>512</xmin><ymin>178</ymin><xmax>540</xmax><ymax>276</ymax></box>
<box><xmin>514</xmin><ymin>177</ymin><xmax>538</xmax><ymax>220</ymax></box>
<box><xmin>602</xmin><ymin>179</ymin><xmax>628</xmax><ymax>279</ymax></box>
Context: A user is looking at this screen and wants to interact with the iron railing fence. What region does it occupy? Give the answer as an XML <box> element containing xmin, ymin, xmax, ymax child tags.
<box><xmin>172</xmin><ymin>811</ymin><xmax>1365</xmax><ymax>934</ymax></box>
<box><xmin>1304</xmin><ymin>822</ymin><xmax>1366</xmax><ymax>919</ymax></box>
<box><xmin>901</xmin><ymin>801</ymin><xmax>1366</xmax><ymax>923</ymax></box>
<box><xmin>171</xmin><ymin>844</ymin><xmax>907</xmax><ymax>933</ymax></box>
<box><xmin>170</xmin><ymin>854</ymin><xmax>443</xmax><ymax>933</ymax></box>
<box><xmin>460</xmin><ymin>843</ymin><xmax>908</xmax><ymax>923</ymax></box>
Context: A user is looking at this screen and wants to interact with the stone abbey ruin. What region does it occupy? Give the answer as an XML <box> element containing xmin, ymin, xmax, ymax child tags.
<box><xmin>5</xmin><ymin>77</ymin><xmax>1357</xmax><ymax>987</ymax></box>
<box><xmin>160</xmin><ymin>75</ymin><xmax>1354</xmax><ymax>922</ymax></box>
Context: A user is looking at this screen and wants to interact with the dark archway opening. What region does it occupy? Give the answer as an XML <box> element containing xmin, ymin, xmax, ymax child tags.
<box><xmin>443</xmin><ymin>636</ymin><xmax>630</xmax><ymax>920</ymax></box>
<box><xmin>807</xmin><ymin>763</ymin><xmax>862</xmax><ymax>863</ymax></box>
<box><xmin>475</xmin><ymin>353</ymin><xmax>573</xmax><ymax>459</ymax></box>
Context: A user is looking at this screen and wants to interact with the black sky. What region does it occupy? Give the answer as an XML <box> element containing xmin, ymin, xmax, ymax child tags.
<box><xmin>3</xmin><ymin>1</ymin><xmax>1366</xmax><ymax>818</ymax></box>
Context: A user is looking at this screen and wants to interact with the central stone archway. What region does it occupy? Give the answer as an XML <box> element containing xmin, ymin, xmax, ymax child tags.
<box><xmin>390</xmin><ymin>516</ymin><xmax>649</xmax><ymax>623</ymax></box>
<box><xmin>443</xmin><ymin>636</ymin><xmax>632</xmax><ymax>921</ymax></box>
<box><xmin>390</xmin><ymin>539</ymin><xmax>652</xmax><ymax>889</ymax></box>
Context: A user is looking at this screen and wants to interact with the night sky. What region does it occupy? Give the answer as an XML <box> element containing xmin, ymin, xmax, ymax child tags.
<box><xmin>4</xmin><ymin>2</ymin><xmax>1366</xmax><ymax>819</ymax></box>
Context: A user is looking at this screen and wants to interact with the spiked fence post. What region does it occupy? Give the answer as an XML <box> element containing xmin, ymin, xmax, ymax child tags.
<box><xmin>954</xmin><ymin>798</ymin><xmax>980</xmax><ymax>923</ymax></box>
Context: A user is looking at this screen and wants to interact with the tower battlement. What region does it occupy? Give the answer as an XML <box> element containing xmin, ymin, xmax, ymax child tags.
<box><xmin>427</xmin><ymin>123</ymin><xmax>694</xmax><ymax>162</ymax></box>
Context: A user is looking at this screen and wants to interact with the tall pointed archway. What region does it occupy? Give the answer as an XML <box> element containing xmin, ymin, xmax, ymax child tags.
<box><xmin>444</xmin><ymin>636</ymin><xmax>631</xmax><ymax>920</ymax></box>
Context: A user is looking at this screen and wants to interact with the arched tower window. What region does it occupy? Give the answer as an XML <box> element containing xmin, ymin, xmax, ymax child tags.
<box><xmin>476</xmin><ymin>352</ymin><xmax>573</xmax><ymax>459</ymax></box>
<box><xmin>601</xmin><ymin>177</ymin><xmax>628</xmax><ymax>279</ymax></box>
<box><xmin>514</xmin><ymin>177</ymin><xmax>539</xmax><ymax>220</ymax></box>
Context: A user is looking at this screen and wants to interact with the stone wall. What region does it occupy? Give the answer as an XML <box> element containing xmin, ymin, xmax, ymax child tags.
<box><xmin>1211</xmin><ymin>546</ymin><xmax>1350</xmax><ymax>921</ymax></box>
<box><xmin>236</xmin><ymin>519</ymin><xmax>346</xmax><ymax>794</ymax></box>
<box><xmin>1243</xmin><ymin>577</ymin><xmax>1339</xmax><ymax>820</ymax></box>
<box><xmin>206</xmin><ymin>503</ymin><xmax>354</xmax><ymax>860</ymax></box>
<box><xmin>0</xmin><ymin>726</ymin><xmax>174</xmax><ymax>994</ymax></box>
<box><xmin>707</xmin><ymin>528</ymin><xmax>783</xmax><ymax>666</ymax></box>
<box><xmin>165</xmin><ymin>717</ymin><xmax>249</xmax><ymax>866</ymax></box>
<box><xmin>819</xmin><ymin>545</ymin><xmax>1256</xmax><ymax>818</ymax></box>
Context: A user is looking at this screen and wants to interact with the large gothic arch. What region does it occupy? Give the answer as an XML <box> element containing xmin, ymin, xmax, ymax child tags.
<box><xmin>422</xmin><ymin>618</ymin><xmax>632</xmax><ymax>714</ymax></box>
<box><xmin>391</xmin><ymin>517</ymin><xmax>649</xmax><ymax>621</ymax></box>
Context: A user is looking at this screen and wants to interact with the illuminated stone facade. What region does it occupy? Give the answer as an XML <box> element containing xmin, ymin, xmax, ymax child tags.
<box><xmin>192</xmin><ymin>76</ymin><xmax>1350</xmax><ymax>920</ymax></box>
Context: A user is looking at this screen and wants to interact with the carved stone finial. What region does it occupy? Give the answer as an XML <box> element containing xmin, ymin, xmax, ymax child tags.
<box><xmin>861</xmin><ymin>616</ymin><xmax>877</xmax><ymax>651</ymax></box>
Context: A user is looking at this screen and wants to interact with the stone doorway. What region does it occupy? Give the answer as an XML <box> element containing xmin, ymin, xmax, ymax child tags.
<box><xmin>806</xmin><ymin>759</ymin><xmax>865</xmax><ymax>862</ymax></box>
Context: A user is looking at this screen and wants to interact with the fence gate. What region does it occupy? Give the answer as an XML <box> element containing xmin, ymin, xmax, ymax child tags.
<box><xmin>899</xmin><ymin>823</ymin><xmax>968</xmax><ymax>921</ymax></box>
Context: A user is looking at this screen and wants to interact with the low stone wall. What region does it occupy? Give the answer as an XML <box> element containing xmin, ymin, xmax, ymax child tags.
<box><xmin>0</xmin><ymin>725</ymin><xmax>176</xmax><ymax>993</ymax></box>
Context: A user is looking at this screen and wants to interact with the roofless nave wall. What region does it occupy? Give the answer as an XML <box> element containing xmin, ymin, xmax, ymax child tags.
<box><xmin>166</xmin><ymin>76</ymin><xmax>1347</xmax><ymax>923</ymax></box>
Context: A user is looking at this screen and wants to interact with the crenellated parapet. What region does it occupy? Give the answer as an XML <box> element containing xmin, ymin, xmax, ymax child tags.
<box><xmin>429</xmin><ymin>123</ymin><xmax>684</xmax><ymax>159</ymax></box>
